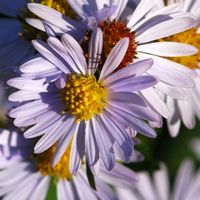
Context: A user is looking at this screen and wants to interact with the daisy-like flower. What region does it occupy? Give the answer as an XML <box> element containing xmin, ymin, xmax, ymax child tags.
<box><xmin>27</xmin><ymin>0</ymin><xmax>198</xmax><ymax>127</ymax></box>
<box><xmin>0</xmin><ymin>0</ymin><xmax>77</xmax><ymax>71</ymax></box>
<box><xmin>8</xmin><ymin>28</ymin><xmax>159</xmax><ymax>172</ymax></box>
<box><xmin>153</xmin><ymin>0</ymin><xmax>200</xmax><ymax>137</ymax></box>
<box><xmin>111</xmin><ymin>160</ymin><xmax>200</xmax><ymax>200</ymax></box>
<box><xmin>0</xmin><ymin>128</ymin><xmax>138</xmax><ymax>200</ymax></box>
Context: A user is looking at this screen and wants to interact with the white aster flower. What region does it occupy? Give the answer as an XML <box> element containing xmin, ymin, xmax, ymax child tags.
<box><xmin>27</xmin><ymin>0</ymin><xmax>198</xmax><ymax>127</ymax></box>
<box><xmin>153</xmin><ymin>0</ymin><xmax>200</xmax><ymax>136</ymax></box>
<box><xmin>8</xmin><ymin>28</ymin><xmax>159</xmax><ymax>172</ymax></box>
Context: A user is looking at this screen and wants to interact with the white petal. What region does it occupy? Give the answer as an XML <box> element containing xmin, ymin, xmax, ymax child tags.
<box><xmin>20</xmin><ymin>56</ymin><xmax>56</xmax><ymax>73</ymax></box>
<box><xmin>166</xmin><ymin>96</ymin><xmax>181</xmax><ymax>137</ymax></box>
<box><xmin>32</xmin><ymin>40</ymin><xmax>70</xmax><ymax>73</ymax></box>
<box><xmin>52</xmin><ymin>119</ymin><xmax>77</xmax><ymax>167</ymax></box>
<box><xmin>136</xmin><ymin>17</ymin><xmax>194</xmax><ymax>43</ymax></box>
<box><xmin>178</xmin><ymin>98</ymin><xmax>195</xmax><ymax>129</ymax></box>
<box><xmin>137</xmin><ymin>42</ymin><xmax>198</xmax><ymax>57</ymax></box>
<box><xmin>100</xmin><ymin>38</ymin><xmax>129</xmax><ymax>79</ymax></box>
<box><xmin>88</xmin><ymin>28</ymin><xmax>103</xmax><ymax>74</ymax></box>
<box><xmin>141</xmin><ymin>87</ymin><xmax>169</xmax><ymax>118</ymax></box>
<box><xmin>61</xmin><ymin>34</ymin><xmax>87</xmax><ymax>73</ymax></box>
<box><xmin>127</xmin><ymin>0</ymin><xmax>157</xmax><ymax>28</ymax></box>
<box><xmin>103</xmin><ymin>59</ymin><xmax>153</xmax><ymax>85</ymax></box>
<box><xmin>28</xmin><ymin>3</ymin><xmax>79</xmax><ymax>31</ymax></box>
<box><xmin>7</xmin><ymin>78</ymin><xmax>47</xmax><ymax>92</ymax></box>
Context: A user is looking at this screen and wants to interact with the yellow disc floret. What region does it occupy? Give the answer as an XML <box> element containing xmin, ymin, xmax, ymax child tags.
<box><xmin>160</xmin><ymin>28</ymin><xmax>200</xmax><ymax>69</ymax></box>
<box><xmin>35</xmin><ymin>144</ymin><xmax>72</xmax><ymax>180</ymax></box>
<box><xmin>99</xmin><ymin>20</ymin><xmax>137</xmax><ymax>70</ymax></box>
<box><xmin>62</xmin><ymin>74</ymin><xmax>107</xmax><ymax>122</ymax></box>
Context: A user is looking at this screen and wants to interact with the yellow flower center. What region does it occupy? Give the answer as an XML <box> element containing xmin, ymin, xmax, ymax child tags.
<box><xmin>19</xmin><ymin>0</ymin><xmax>76</xmax><ymax>40</ymax></box>
<box><xmin>61</xmin><ymin>74</ymin><xmax>107</xmax><ymax>122</ymax></box>
<box><xmin>160</xmin><ymin>28</ymin><xmax>200</xmax><ymax>69</ymax></box>
<box><xmin>35</xmin><ymin>145</ymin><xmax>71</xmax><ymax>180</ymax></box>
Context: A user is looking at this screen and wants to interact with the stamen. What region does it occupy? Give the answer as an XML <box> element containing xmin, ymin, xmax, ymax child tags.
<box><xmin>35</xmin><ymin>144</ymin><xmax>72</xmax><ymax>180</ymax></box>
<box><xmin>99</xmin><ymin>20</ymin><xmax>137</xmax><ymax>69</ymax></box>
<box><xmin>61</xmin><ymin>74</ymin><xmax>107</xmax><ymax>122</ymax></box>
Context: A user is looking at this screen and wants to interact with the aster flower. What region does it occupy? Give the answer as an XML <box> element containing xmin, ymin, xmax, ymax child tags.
<box><xmin>151</xmin><ymin>0</ymin><xmax>200</xmax><ymax>136</ymax></box>
<box><xmin>0</xmin><ymin>0</ymin><xmax>78</xmax><ymax>71</ymax></box>
<box><xmin>106</xmin><ymin>160</ymin><xmax>200</xmax><ymax>200</ymax></box>
<box><xmin>8</xmin><ymin>28</ymin><xmax>159</xmax><ymax>172</ymax></box>
<box><xmin>0</xmin><ymin>128</ymin><xmax>138</xmax><ymax>200</ymax></box>
<box><xmin>27</xmin><ymin>0</ymin><xmax>197</xmax><ymax>127</ymax></box>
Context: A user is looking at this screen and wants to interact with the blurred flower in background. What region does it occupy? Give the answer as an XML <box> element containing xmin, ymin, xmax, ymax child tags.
<box><xmin>115</xmin><ymin>160</ymin><xmax>200</xmax><ymax>200</ymax></box>
<box><xmin>154</xmin><ymin>0</ymin><xmax>200</xmax><ymax>137</ymax></box>
<box><xmin>0</xmin><ymin>128</ymin><xmax>138</xmax><ymax>200</ymax></box>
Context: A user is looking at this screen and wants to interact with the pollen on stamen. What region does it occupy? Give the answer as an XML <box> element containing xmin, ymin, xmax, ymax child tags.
<box><xmin>61</xmin><ymin>74</ymin><xmax>107</xmax><ymax>122</ymax></box>
<box><xmin>34</xmin><ymin>144</ymin><xmax>72</xmax><ymax>180</ymax></box>
<box><xmin>160</xmin><ymin>28</ymin><xmax>200</xmax><ymax>69</ymax></box>
<box><xmin>99</xmin><ymin>20</ymin><xmax>137</xmax><ymax>69</ymax></box>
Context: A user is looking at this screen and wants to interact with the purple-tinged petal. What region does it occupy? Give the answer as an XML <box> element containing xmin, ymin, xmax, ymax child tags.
<box><xmin>106</xmin><ymin>106</ymin><xmax>156</xmax><ymax>138</ymax></box>
<box><xmin>29</xmin><ymin>176</ymin><xmax>51</xmax><ymax>200</ymax></box>
<box><xmin>137</xmin><ymin>42</ymin><xmax>198</xmax><ymax>57</ymax></box>
<box><xmin>52</xmin><ymin>120</ymin><xmax>78</xmax><ymax>167</ymax></box>
<box><xmin>88</xmin><ymin>28</ymin><xmax>103</xmax><ymax>75</ymax></box>
<box><xmin>136</xmin><ymin>17</ymin><xmax>194</xmax><ymax>43</ymax></box>
<box><xmin>57</xmin><ymin>180</ymin><xmax>76</xmax><ymax>200</ymax></box>
<box><xmin>99</xmin><ymin>162</ymin><xmax>138</xmax><ymax>189</ymax></box>
<box><xmin>108</xmin><ymin>91</ymin><xmax>147</xmax><ymax>107</ymax></box>
<box><xmin>127</xmin><ymin>0</ymin><xmax>157</xmax><ymax>28</ymax></box>
<box><xmin>103</xmin><ymin>59</ymin><xmax>153</xmax><ymax>84</ymax></box>
<box><xmin>108</xmin><ymin>75</ymin><xmax>158</xmax><ymax>92</ymax></box>
<box><xmin>20</xmin><ymin>56</ymin><xmax>56</xmax><ymax>74</ymax></box>
<box><xmin>70</xmin><ymin>121</ymin><xmax>85</xmax><ymax>174</ymax></box>
<box><xmin>92</xmin><ymin>117</ymin><xmax>115</xmax><ymax>171</ymax></box>
<box><xmin>34</xmin><ymin>115</ymin><xmax>72</xmax><ymax>154</ymax></box>
<box><xmin>100</xmin><ymin>38</ymin><xmax>129</xmax><ymax>79</ymax></box>
<box><xmin>32</xmin><ymin>40</ymin><xmax>70</xmax><ymax>74</ymax></box>
<box><xmin>85</xmin><ymin>120</ymin><xmax>99</xmax><ymax>166</ymax></box>
<box><xmin>141</xmin><ymin>87</ymin><xmax>169</xmax><ymax>119</ymax></box>
<box><xmin>61</xmin><ymin>34</ymin><xmax>87</xmax><ymax>73</ymax></box>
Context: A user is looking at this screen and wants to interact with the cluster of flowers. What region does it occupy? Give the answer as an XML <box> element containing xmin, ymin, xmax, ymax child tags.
<box><xmin>0</xmin><ymin>0</ymin><xmax>200</xmax><ymax>199</ymax></box>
